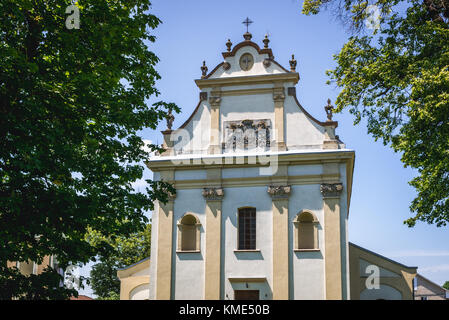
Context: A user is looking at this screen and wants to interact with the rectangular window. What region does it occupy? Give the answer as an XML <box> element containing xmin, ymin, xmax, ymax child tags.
<box><xmin>238</xmin><ymin>208</ymin><xmax>256</xmax><ymax>250</ymax></box>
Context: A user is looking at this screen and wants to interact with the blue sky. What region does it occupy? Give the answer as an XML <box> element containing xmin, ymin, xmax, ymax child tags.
<box><xmin>80</xmin><ymin>0</ymin><xmax>449</xmax><ymax>296</ymax></box>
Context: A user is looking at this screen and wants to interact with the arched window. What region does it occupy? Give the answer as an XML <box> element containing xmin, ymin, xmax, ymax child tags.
<box><xmin>238</xmin><ymin>207</ymin><xmax>256</xmax><ymax>250</ymax></box>
<box><xmin>293</xmin><ymin>211</ymin><xmax>319</xmax><ymax>250</ymax></box>
<box><xmin>177</xmin><ymin>214</ymin><xmax>201</xmax><ymax>252</ymax></box>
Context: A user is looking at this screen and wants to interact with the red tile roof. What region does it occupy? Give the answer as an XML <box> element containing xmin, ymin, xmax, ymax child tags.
<box><xmin>70</xmin><ymin>295</ymin><xmax>93</xmax><ymax>300</ymax></box>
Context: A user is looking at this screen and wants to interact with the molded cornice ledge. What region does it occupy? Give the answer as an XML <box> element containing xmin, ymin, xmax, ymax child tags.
<box><xmin>146</xmin><ymin>149</ymin><xmax>355</xmax><ymax>171</ymax></box>
<box><xmin>195</xmin><ymin>73</ymin><xmax>299</xmax><ymax>89</ymax></box>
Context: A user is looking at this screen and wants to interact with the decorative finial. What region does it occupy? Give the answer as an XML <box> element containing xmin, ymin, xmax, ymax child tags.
<box><xmin>243</xmin><ymin>32</ymin><xmax>252</xmax><ymax>41</ymax></box>
<box><xmin>201</xmin><ymin>60</ymin><xmax>208</xmax><ymax>79</ymax></box>
<box><xmin>242</xmin><ymin>17</ymin><xmax>253</xmax><ymax>41</ymax></box>
<box><xmin>324</xmin><ymin>98</ymin><xmax>334</xmax><ymax>121</ymax></box>
<box><xmin>166</xmin><ymin>108</ymin><xmax>174</xmax><ymax>130</ymax></box>
<box><xmin>263</xmin><ymin>34</ymin><xmax>269</xmax><ymax>48</ymax></box>
<box><xmin>226</xmin><ymin>39</ymin><xmax>232</xmax><ymax>52</ymax></box>
<box><xmin>289</xmin><ymin>54</ymin><xmax>297</xmax><ymax>72</ymax></box>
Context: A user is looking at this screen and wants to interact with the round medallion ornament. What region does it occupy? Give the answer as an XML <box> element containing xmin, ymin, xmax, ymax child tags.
<box><xmin>239</xmin><ymin>53</ymin><xmax>254</xmax><ymax>71</ymax></box>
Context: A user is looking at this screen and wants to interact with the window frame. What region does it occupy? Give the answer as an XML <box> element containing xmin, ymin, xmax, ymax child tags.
<box><xmin>237</xmin><ymin>207</ymin><xmax>257</xmax><ymax>251</ymax></box>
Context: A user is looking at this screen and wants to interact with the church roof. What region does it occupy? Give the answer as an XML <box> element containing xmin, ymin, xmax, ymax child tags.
<box><xmin>349</xmin><ymin>242</ymin><xmax>417</xmax><ymax>270</ymax></box>
<box><xmin>117</xmin><ymin>257</ymin><xmax>150</xmax><ymax>279</ymax></box>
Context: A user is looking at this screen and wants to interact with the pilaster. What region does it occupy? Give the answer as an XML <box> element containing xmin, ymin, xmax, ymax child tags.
<box><xmin>273</xmin><ymin>85</ymin><xmax>286</xmax><ymax>151</ymax></box>
<box><xmin>321</xmin><ymin>180</ymin><xmax>343</xmax><ymax>300</ymax></box>
<box><xmin>204</xmin><ymin>169</ymin><xmax>223</xmax><ymax>299</ymax></box>
<box><xmin>155</xmin><ymin>170</ymin><xmax>176</xmax><ymax>299</ymax></box>
<box><xmin>208</xmin><ymin>90</ymin><xmax>222</xmax><ymax>154</ymax></box>
<box><xmin>268</xmin><ymin>171</ymin><xmax>290</xmax><ymax>300</ymax></box>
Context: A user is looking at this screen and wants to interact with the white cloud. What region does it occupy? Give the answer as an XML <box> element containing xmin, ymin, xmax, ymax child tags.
<box><xmin>386</xmin><ymin>250</ymin><xmax>449</xmax><ymax>258</ymax></box>
<box><xmin>419</xmin><ymin>264</ymin><xmax>449</xmax><ymax>273</ymax></box>
<box><xmin>131</xmin><ymin>178</ymin><xmax>148</xmax><ymax>190</ymax></box>
<box><xmin>141</xmin><ymin>139</ymin><xmax>154</xmax><ymax>154</ymax></box>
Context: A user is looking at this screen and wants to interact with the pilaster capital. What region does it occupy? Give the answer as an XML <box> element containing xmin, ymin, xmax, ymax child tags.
<box><xmin>209</xmin><ymin>96</ymin><xmax>222</xmax><ymax>106</ymax></box>
<box><xmin>267</xmin><ymin>185</ymin><xmax>291</xmax><ymax>199</ymax></box>
<box><xmin>272</xmin><ymin>87</ymin><xmax>285</xmax><ymax>102</ymax></box>
<box><xmin>199</xmin><ymin>91</ymin><xmax>208</xmax><ymax>101</ymax></box>
<box><xmin>167</xmin><ymin>190</ymin><xmax>177</xmax><ymax>201</ymax></box>
<box><xmin>202</xmin><ymin>187</ymin><xmax>224</xmax><ymax>201</ymax></box>
<box><xmin>209</xmin><ymin>90</ymin><xmax>222</xmax><ymax>106</ymax></box>
<box><xmin>320</xmin><ymin>183</ymin><xmax>343</xmax><ymax>198</ymax></box>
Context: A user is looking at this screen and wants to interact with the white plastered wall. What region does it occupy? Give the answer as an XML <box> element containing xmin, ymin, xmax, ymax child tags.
<box><xmin>173</xmin><ymin>101</ymin><xmax>210</xmax><ymax>155</ymax></box>
<box><xmin>284</xmin><ymin>95</ymin><xmax>325</xmax><ymax>149</ymax></box>
<box><xmin>289</xmin><ymin>183</ymin><xmax>325</xmax><ymax>300</ymax></box>
<box><xmin>221</xmin><ymin>185</ymin><xmax>273</xmax><ymax>300</ymax></box>
<box><xmin>172</xmin><ymin>188</ymin><xmax>206</xmax><ymax>300</ymax></box>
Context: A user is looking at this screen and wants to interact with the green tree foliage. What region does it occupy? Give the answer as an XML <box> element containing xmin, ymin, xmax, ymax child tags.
<box><xmin>302</xmin><ymin>0</ymin><xmax>449</xmax><ymax>226</ymax></box>
<box><xmin>98</xmin><ymin>291</ymin><xmax>120</xmax><ymax>300</ymax></box>
<box><xmin>87</xmin><ymin>224</ymin><xmax>151</xmax><ymax>299</ymax></box>
<box><xmin>443</xmin><ymin>281</ymin><xmax>449</xmax><ymax>290</ymax></box>
<box><xmin>0</xmin><ymin>1</ymin><xmax>177</xmax><ymax>299</ymax></box>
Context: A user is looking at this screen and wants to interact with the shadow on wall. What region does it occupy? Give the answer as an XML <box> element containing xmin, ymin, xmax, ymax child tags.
<box><xmin>176</xmin><ymin>252</ymin><xmax>204</xmax><ymax>261</ymax></box>
<box><xmin>234</xmin><ymin>251</ymin><xmax>264</xmax><ymax>260</ymax></box>
<box><xmin>293</xmin><ymin>250</ymin><xmax>323</xmax><ymax>260</ymax></box>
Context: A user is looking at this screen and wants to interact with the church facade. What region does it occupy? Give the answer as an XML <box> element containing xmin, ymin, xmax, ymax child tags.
<box><xmin>143</xmin><ymin>31</ymin><xmax>416</xmax><ymax>300</ymax></box>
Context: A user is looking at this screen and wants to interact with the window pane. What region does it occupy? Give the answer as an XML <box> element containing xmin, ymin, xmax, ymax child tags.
<box><xmin>238</xmin><ymin>208</ymin><xmax>256</xmax><ymax>250</ymax></box>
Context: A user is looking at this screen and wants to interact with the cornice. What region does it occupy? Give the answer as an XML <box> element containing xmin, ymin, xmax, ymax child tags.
<box><xmin>146</xmin><ymin>149</ymin><xmax>355</xmax><ymax>171</ymax></box>
<box><xmin>195</xmin><ymin>73</ymin><xmax>299</xmax><ymax>89</ymax></box>
<box><xmin>173</xmin><ymin>173</ymin><xmax>340</xmax><ymax>190</ymax></box>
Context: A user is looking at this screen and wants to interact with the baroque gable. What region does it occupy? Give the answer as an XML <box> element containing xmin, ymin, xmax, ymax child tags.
<box><xmin>158</xmin><ymin>32</ymin><xmax>344</xmax><ymax>157</ymax></box>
